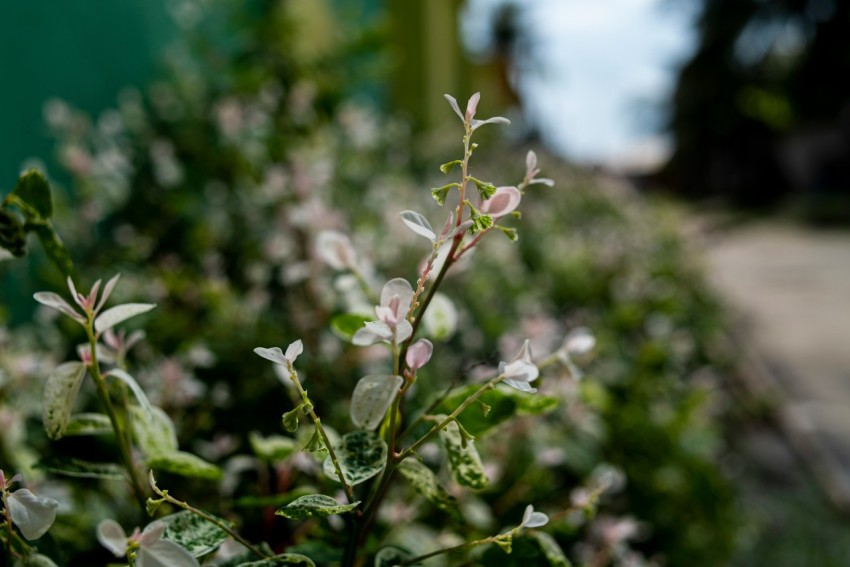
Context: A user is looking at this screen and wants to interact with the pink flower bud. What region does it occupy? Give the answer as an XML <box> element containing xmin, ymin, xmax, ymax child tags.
<box><xmin>406</xmin><ymin>339</ymin><xmax>434</xmax><ymax>371</ymax></box>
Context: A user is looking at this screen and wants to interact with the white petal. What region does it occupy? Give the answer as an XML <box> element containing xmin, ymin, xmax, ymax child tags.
<box><xmin>96</xmin><ymin>519</ymin><xmax>128</xmax><ymax>557</ymax></box>
<box><xmin>380</xmin><ymin>278</ymin><xmax>413</xmax><ymax>312</ymax></box>
<box><xmin>400</xmin><ymin>210</ymin><xmax>437</xmax><ymax>242</ymax></box>
<box><xmin>352</xmin><ymin>322</ymin><xmax>392</xmax><ymax>346</ymax></box>
<box><xmin>6</xmin><ymin>489</ymin><xmax>59</xmax><ymax>540</ymax></box>
<box><xmin>503</xmin><ymin>379</ymin><xmax>537</xmax><ymax>394</ymax></box>
<box><xmin>137</xmin><ymin>539</ymin><xmax>199</xmax><ymax>567</ymax></box>
<box><xmin>526</xmin><ymin>150</ymin><xmax>537</xmax><ymax>174</ymax></box>
<box><xmin>395</xmin><ymin>319</ymin><xmax>413</xmax><ymax>343</ymax></box>
<box><xmin>443</xmin><ymin>94</ymin><xmax>464</xmax><ymax>121</ymax></box>
<box><xmin>138</xmin><ymin>521</ymin><xmax>167</xmax><ymax>547</ymax></box>
<box><xmin>284</xmin><ymin>339</ymin><xmax>304</xmax><ymax>363</ymax></box>
<box><xmin>521</xmin><ymin>505</ymin><xmax>549</xmax><ymax>528</ymax></box>
<box><xmin>33</xmin><ymin>292</ymin><xmax>85</xmax><ymax>323</ymax></box>
<box><xmin>95</xmin><ymin>273</ymin><xmax>122</xmax><ymax>312</ymax></box>
<box><xmin>316</xmin><ymin>231</ymin><xmax>356</xmax><ymax>271</ymax></box>
<box><xmin>254</xmin><ymin>347</ymin><xmax>289</xmax><ymax>365</ymax></box>
<box><xmin>502</xmin><ymin>360</ymin><xmax>539</xmax><ymax>382</ymax></box>
<box><xmin>530</xmin><ymin>178</ymin><xmax>555</xmax><ymax>187</ymax></box>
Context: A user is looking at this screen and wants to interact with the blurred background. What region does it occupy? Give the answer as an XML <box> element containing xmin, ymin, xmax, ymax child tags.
<box><xmin>1</xmin><ymin>0</ymin><xmax>849</xmax><ymax>565</ymax></box>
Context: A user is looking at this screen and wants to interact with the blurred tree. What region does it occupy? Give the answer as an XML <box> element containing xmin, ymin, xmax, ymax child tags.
<box><xmin>662</xmin><ymin>0</ymin><xmax>850</xmax><ymax>217</ymax></box>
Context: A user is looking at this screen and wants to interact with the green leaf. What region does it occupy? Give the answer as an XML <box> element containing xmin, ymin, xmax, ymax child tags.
<box><xmin>0</xmin><ymin>207</ymin><xmax>27</xmax><ymax>257</ymax></box>
<box><xmin>330</xmin><ymin>313</ymin><xmax>372</xmax><ymax>342</ymax></box>
<box><xmin>470</xmin><ymin>176</ymin><xmax>497</xmax><ymax>200</ymax></box>
<box><xmin>323</xmin><ymin>430</ymin><xmax>387</xmax><ymax>486</ymax></box>
<box><xmin>13</xmin><ymin>169</ymin><xmax>53</xmax><ymax>219</ymax></box>
<box><xmin>249</xmin><ymin>431</ymin><xmax>297</xmax><ymax>461</ymax></box>
<box><xmin>131</xmin><ymin>405</ymin><xmax>179</xmax><ymax>456</ymax></box>
<box><xmin>374</xmin><ymin>547</ymin><xmax>414</xmax><ymax>567</ymax></box>
<box><xmin>159</xmin><ymin>510</ymin><xmax>230</xmax><ymax>557</ymax></box>
<box><xmin>431</xmin><ymin>183</ymin><xmax>459</xmax><ymax>206</ymax></box>
<box><xmin>497</xmin><ymin>226</ymin><xmax>519</xmax><ymax>242</ymax></box>
<box><xmin>494</xmin><ymin>534</ymin><xmax>513</xmax><ymax>554</ymax></box>
<box><xmin>63</xmin><ymin>413</ymin><xmax>113</xmax><ymax>436</ymax></box>
<box><xmin>349</xmin><ymin>374</ymin><xmax>403</xmax><ymax>430</ymax></box>
<box><xmin>147</xmin><ymin>451</ymin><xmax>222</xmax><ymax>480</ymax></box>
<box><xmin>29</xmin><ymin>223</ymin><xmax>74</xmax><ymax>278</ymax></box>
<box><xmin>470</xmin><ymin>213</ymin><xmax>493</xmax><ymax>234</ymax></box>
<box><xmin>432</xmin><ymin>385</ymin><xmax>559</xmax><ymax>437</ymax></box>
<box><xmin>283</xmin><ymin>405</ymin><xmax>302</xmax><ymax>433</ymax></box>
<box><xmin>439</xmin><ymin>160</ymin><xmax>462</xmax><ymax>174</ymax></box>
<box><xmin>94</xmin><ymin>303</ymin><xmax>156</xmax><ymax>334</ymax></box>
<box><xmin>397</xmin><ymin>458</ymin><xmax>458</xmax><ymax>514</ymax></box>
<box><xmin>276</xmin><ymin>494</ymin><xmax>361</xmax><ymax>519</ymax></box>
<box><xmin>146</xmin><ymin>497</ymin><xmax>165</xmax><ymax>516</ymax></box>
<box><xmin>437</xmin><ymin>418</ymin><xmax>488</xmax><ymax>489</ymax></box>
<box><xmin>42</xmin><ymin>361</ymin><xmax>87</xmax><ymax>440</ymax></box>
<box><xmin>35</xmin><ymin>456</ymin><xmax>126</xmax><ymax>480</ymax></box>
<box><xmin>530</xmin><ymin>532</ymin><xmax>572</xmax><ymax>567</ymax></box>
<box><xmin>304</xmin><ymin>427</ymin><xmax>327</xmax><ymax>454</ymax></box>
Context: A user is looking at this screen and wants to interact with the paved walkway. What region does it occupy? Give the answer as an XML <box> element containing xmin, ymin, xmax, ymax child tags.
<box><xmin>698</xmin><ymin>221</ymin><xmax>850</xmax><ymax>508</ymax></box>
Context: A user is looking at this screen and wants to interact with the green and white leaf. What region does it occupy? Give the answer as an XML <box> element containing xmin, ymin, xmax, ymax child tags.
<box><xmin>397</xmin><ymin>458</ymin><xmax>458</xmax><ymax>514</ymax></box>
<box><xmin>63</xmin><ymin>413</ymin><xmax>112</xmax><ymax>436</ymax></box>
<box><xmin>147</xmin><ymin>451</ymin><xmax>222</xmax><ymax>480</ymax></box>
<box><xmin>323</xmin><ymin>430</ymin><xmax>387</xmax><ymax>486</ymax></box>
<box><xmin>131</xmin><ymin>405</ymin><xmax>178</xmax><ymax>456</ymax></box>
<box><xmin>432</xmin><ymin>385</ymin><xmax>559</xmax><ymax>437</ymax></box>
<box><xmin>105</xmin><ymin>368</ymin><xmax>154</xmax><ymax>417</ymax></box>
<box><xmin>35</xmin><ymin>456</ymin><xmax>126</xmax><ymax>480</ymax></box>
<box><xmin>350</xmin><ymin>374</ymin><xmax>403</xmax><ymax>430</ymax></box>
<box><xmin>42</xmin><ymin>361</ymin><xmax>87</xmax><ymax>440</ymax></box>
<box><xmin>275</xmin><ymin>494</ymin><xmax>360</xmax><ymax>519</ymax></box>
<box><xmin>159</xmin><ymin>510</ymin><xmax>230</xmax><ymax>557</ymax></box>
<box><xmin>437</xmin><ymin>418</ymin><xmax>488</xmax><ymax>489</ymax></box>
<box><xmin>249</xmin><ymin>431</ymin><xmax>297</xmax><ymax>461</ymax></box>
<box><xmin>94</xmin><ymin>302</ymin><xmax>156</xmax><ymax>333</ymax></box>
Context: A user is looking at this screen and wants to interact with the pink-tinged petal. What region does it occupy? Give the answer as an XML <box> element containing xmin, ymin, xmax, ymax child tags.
<box><xmin>443</xmin><ymin>94</ymin><xmax>464</xmax><ymax>122</ymax></box>
<box><xmin>480</xmin><ymin>186</ymin><xmax>521</xmax><ymax>218</ymax></box>
<box><xmin>375</xmin><ymin>305</ymin><xmax>398</xmax><ymax>326</ymax></box>
<box><xmin>315</xmin><ymin>231</ymin><xmax>357</xmax><ymax>271</ymax></box>
<box><xmin>138</xmin><ymin>521</ymin><xmax>166</xmax><ymax>547</ymax></box>
<box><xmin>284</xmin><ymin>339</ymin><xmax>304</xmax><ymax>363</ymax></box>
<box><xmin>352</xmin><ymin>321</ymin><xmax>393</xmax><ymax>346</ymax></box>
<box><xmin>97</xmin><ymin>519</ymin><xmax>128</xmax><ymax>557</ymax></box>
<box><xmin>526</xmin><ymin>151</ymin><xmax>538</xmax><ymax>176</ymax></box>
<box><xmin>395</xmin><ymin>320</ymin><xmax>413</xmax><ymax>343</ymax></box>
<box><xmin>253</xmin><ymin>347</ymin><xmax>288</xmax><ymax>365</ymax></box>
<box><xmin>465</xmin><ymin>92</ymin><xmax>481</xmax><ymax>120</ymax></box>
<box><xmin>380</xmin><ymin>278</ymin><xmax>413</xmax><ymax>313</ymax></box>
<box><xmin>406</xmin><ymin>339</ymin><xmax>433</xmax><ymax>370</ymax></box>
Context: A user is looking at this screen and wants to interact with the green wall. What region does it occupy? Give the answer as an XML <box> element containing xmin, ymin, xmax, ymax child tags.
<box><xmin>0</xmin><ymin>0</ymin><xmax>174</xmax><ymax>186</ymax></box>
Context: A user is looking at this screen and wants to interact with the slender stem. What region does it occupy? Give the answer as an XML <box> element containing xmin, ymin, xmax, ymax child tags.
<box><xmin>85</xmin><ymin>322</ymin><xmax>147</xmax><ymax>512</ymax></box>
<box><xmin>149</xmin><ymin>476</ymin><xmax>271</xmax><ymax>560</ymax></box>
<box><xmin>397</xmin><ymin>373</ymin><xmax>503</xmax><ymax>462</ymax></box>
<box><xmin>287</xmin><ymin>365</ymin><xmax>355</xmax><ymax>504</ymax></box>
<box><xmin>398</xmin><ymin>529</ymin><xmax>518</xmax><ymax>566</ymax></box>
<box><xmin>397</xmin><ymin>373</ymin><xmax>462</xmax><ymax>442</ymax></box>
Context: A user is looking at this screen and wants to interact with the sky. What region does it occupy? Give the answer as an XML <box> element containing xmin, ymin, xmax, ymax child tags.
<box><xmin>462</xmin><ymin>0</ymin><xmax>699</xmax><ymax>170</ymax></box>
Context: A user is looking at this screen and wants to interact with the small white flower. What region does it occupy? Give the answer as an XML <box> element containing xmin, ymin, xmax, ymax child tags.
<box><xmin>499</xmin><ymin>340</ymin><xmax>540</xmax><ymax>393</ymax></box>
<box><xmin>518</xmin><ymin>504</ymin><xmax>549</xmax><ymax>529</ymax></box>
<box><xmin>315</xmin><ymin>231</ymin><xmax>357</xmax><ymax>271</ymax></box>
<box><xmin>444</xmin><ymin>92</ymin><xmax>511</xmax><ymax>131</ymax></box>
<box><xmin>352</xmin><ymin>278</ymin><xmax>414</xmax><ymax>346</ymax></box>
<box><xmin>254</xmin><ymin>339</ymin><xmax>304</xmax><ymax>367</ymax></box>
<box><xmin>97</xmin><ymin>519</ymin><xmax>199</xmax><ymax>567</ymax></box>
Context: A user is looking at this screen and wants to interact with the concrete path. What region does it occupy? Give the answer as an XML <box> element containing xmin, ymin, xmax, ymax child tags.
<box><xmin>698</xmin><ymin>221</ymin><xmax>850</xmax><ymax>508</ymax></box>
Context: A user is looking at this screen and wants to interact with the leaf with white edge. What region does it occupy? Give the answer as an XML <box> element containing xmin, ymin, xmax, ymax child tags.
<box><xmin>35</xmin><ymin>456</ymin><xmax>127</xmax><ymax>480</ymax></box>
<box><xmin>105</xmin><ymin>368</ymin><xmax>154</xmax><ymax>417</ymax></box>
<box><xmin>239</xmin><ymin>555</ymin><xmax>316</xmax><ymax>566</ymax></box>
<box><xmin>398</xmin><ymin>458</ymin><xmax>458</xmax><ymax>514</ymax></box>
<box><xmin>33</xmin><ymin>292</ymin><xmax>85</xmax><ymax>323</ymax></box>
<box><xmin>249</xmin><ymin>431</ymin><xmax>297</xmax><ymax>461</ymax></box>
<box><xmin>94</xmin><ymin>302</ymin><xmax>156</xmax><ymax>333</ymax></box>
<box><xmin>64</xmin><ymin>413</ymin><xmax>113</xmax><ymax>436</ymax></box>
<box><xmin>147</xmin><ymin>451</ymin><xmax>222</xmax><ymax>480</ymax></box>
<box><xmin>438</xmin><ymin>418</ymin><xmax>488</xmax><ymax>489</ymax></box>
<box><xmin>531</xmin><ymin>532</ymin><xmax>572</xmax><ymax>567</ymax></box>
<box><xmin>42</xmin><ymin>361</ymin><xmax>87</xmax><ymax>440</ymax></box>
<box><xmin>400</xmin><ymin>211</ymin><xmax>436</xmax><ymax>242</ymax></box>
<box><xmin>350</xmin><ymin>374</ymin><xmax>403</xmax><ymax>430</ymax></box>
<box><xmin>276</xmin><ymin>494</ymin><xmax>361</xmax><ymax>520</ymax></box>
<box><xmin>131</xmin><ymin>405</ymin><xmax>179</xmax><ymax>456</ymax></box>
<box><xmin>6</xmin><ymin>489</ymin><xmax>59</xmax><ymax>540</ymax></box>
<box><xmin>323</xmin><ymin>430</ymin><xmax>387</xmax><ymax>486</ymax></box>
<box><xmin>159</xmin><ymin>510</ymin><xmax>230</xmax><ymax>557</ymax></box>
<box><xmin>374</xmin><ymin>547</ymin><xmax>413</xmax><ymax>567</ymax></box>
